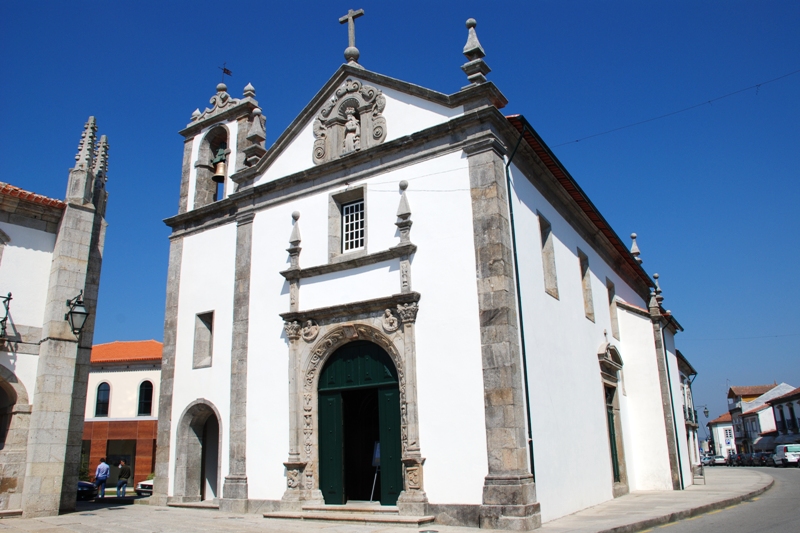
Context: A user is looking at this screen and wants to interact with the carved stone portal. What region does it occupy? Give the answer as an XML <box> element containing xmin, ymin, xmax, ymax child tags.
<box><xmin>312</xmin><ymin>79</ymin><xmax>387</xmax><ymax>165</ymax></box>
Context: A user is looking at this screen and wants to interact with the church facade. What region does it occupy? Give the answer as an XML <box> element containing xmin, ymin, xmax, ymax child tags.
<box><xmin>153</xmin><ymin>17</ymin><xmax>697</xmax><ymax>529</ymax></box>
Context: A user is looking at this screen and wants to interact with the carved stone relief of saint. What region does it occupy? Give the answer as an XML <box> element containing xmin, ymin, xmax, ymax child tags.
<box><xmin>301</xmin><ymin>319</ymin><xmax>320</xmax><ymax>342</ymax></box>
<box><xmin>382</xmin><ymin>309</ymin><xmax>399</xmax><ymax>332</ymax></box>
<box><xmin>342</xmin><ymin>107</ymin><xmax>361</xmax><ymax>155</ymax></box>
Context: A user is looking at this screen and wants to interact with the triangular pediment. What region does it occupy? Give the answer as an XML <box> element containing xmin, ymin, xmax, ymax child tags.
<box><xmin>233</xmin><ymin>64</ymin><xmax>506</xmax><ymax>187</ymax></box>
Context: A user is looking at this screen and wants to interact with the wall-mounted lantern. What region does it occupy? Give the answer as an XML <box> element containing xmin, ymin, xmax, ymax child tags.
<box><xmin>65</xmin><ymin>290</ymin><xmax>89</xmax><ymax>336</ymax></box>
<box><xmin>0</xmin><ymin>292</ymin><xmax>11</xmax><ymax>339</ymax></box>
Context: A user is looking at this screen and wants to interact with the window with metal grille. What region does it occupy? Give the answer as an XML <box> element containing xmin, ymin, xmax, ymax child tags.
<box><xmin>342</xmin><ymin>200</ymin><xmax>365</xmax><ymax>252</ymax></box>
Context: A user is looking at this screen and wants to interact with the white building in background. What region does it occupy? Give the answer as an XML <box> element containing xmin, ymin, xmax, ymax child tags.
<box><xmin>0</xmin><ymin>118</ymin><xmax>109</xmax><ymax>517</ymax></box>
<box><xmin>728</xmin><ymin>382</ymin><xmax>795</xmax><ymax>453</ymax></box>
<box><xmin>708</xmin><ymin>412</ymin><xmax>736</xmax><ymax>458</ymax></box>
<box><xmin>151</xmin><ymin>16</ymin><xmax>698</xmax><ymax>529</ymax></box>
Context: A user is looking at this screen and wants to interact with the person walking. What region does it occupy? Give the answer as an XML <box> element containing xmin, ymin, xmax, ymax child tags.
<box><xmin>116</xmin><ymin>459</ymin><xmax>131</xmax><ymax>497</ymax></box>
<box><xmin>95</xmin><ymin>458</ymin><xmax>110</xmax><ymax>498</ymax></box>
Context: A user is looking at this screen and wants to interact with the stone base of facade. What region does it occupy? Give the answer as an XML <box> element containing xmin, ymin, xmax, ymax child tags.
<box><xmin>220</xmin><ymin>474</ymin><xmax>248</xmax><ymax>513</ymax></box>
<box><xmin>479</xmin><ymin>474</ymin><xmax>541</xmax><ymax>530</ymax></box>
<box><xmin>397</xmin><ymin>489</ymin><xmax>429</xmax><ymax>516</ymax></box>
<box><xmin>612</xmin><ymin>482</ymin><xmax>629</xmax><ymax>498</ymax></box>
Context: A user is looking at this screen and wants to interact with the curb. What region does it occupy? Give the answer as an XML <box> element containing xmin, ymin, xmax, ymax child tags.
<box><xmin>596</xmin><ymin>474</ymin><xmax>775</xmax><ymax>533</ymax></box>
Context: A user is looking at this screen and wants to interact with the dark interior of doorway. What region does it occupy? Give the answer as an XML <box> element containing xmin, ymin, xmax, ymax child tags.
<box><xmin>342</xmin><ymin>387</ymin><xmax>380</xmax><ymax>502</ymax></box>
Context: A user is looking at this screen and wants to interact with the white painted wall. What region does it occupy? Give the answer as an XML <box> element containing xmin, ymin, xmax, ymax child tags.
<box><xmin>664</xmin><ymin>331</ymin><xmax>693</xmax><ymax>486</ymax></box>
<box><xmin>84</xmin><ymin>366</ymin><xmax>161</xmax><ymax>420</ymax></box>
<box><xmin>710</xmin><ymin>423</ymin><xmax>736</xmax><ymax>457</ymax></box>
<box><xmin>245</xmin><ymin>150</ymin><xmax>488</xmax><ymax>504</ymax></box>
<box><xmin>507</xmin><ymin>161</ymin><xmax>674</xmax><ymax>521</ymax></box>
<box><xmin>168</xmin><ymin>223</ymin><xmax>237</xmax><ymax>496</ymax></box>
<box><xmin>256</xmin><ymin>79</ymin><xmax>464</xmax><ymax>186</ymax></box>
<box><xmin>0</xmin><ymin>221</ymin><xmax>56</xmax><ymax>330</ymax></box>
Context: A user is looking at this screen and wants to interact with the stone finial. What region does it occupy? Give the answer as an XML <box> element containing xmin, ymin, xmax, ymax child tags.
<box><xmin>74</xmin><ymin>116</ymin><xmax>97</xmax><ymax>170</ymax></box>
<box><xmin>396</xmin><ymin>181</ymin><xmax>413</xmax><ymax>244</ymax></box>
<box><xmin>191</xmin><ymin>108</ymin><xmax>201</xmax><ymax>120</ymax></box>
<box><xmin>630</xmin><ymin>233</ymin><xmax>642</xmax><ymax>264</ymax></box>
<box><xmin>287</xmin><ymin>211</ymin><xmax>302</xmax><ymax>270</ymax></box>
<box><xmin>461</xmin><ymin>18</ymin><xmax>491</xmax><ymax>85</ymax></box>
<box><xmin>339</xmin><ymin>8</ymin><xmax>365</xmax><ymax>68</ymax></box>
<box><xmin>243</xmin><ymin>108</ymin><xmax>267</xmax><ymax>166</ymax></box>
<box><xmin>243</xmin><ymin>82</ymin><xmax>256</xmax><ymax>98</ymax></box>
<box><xmin>654</xmin><ymin>273</ymin><xmax>664</xmax><ymax>305</ymax></box>
<box><xmin>92</xmin><ymin>135</ymin><xmax>109</xmax><ymax>181</ymax></box>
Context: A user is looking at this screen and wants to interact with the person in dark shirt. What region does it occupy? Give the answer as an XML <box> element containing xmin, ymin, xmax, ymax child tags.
<box><xmin>116</xmin><ymin>459</ymin><xmax>131</xmax><ymax>497</ymax></box>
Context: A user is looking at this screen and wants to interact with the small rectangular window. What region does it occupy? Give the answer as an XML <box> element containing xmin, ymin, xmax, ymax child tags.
<box><xmin>538</xmin><ymin>214</ymin><xmax>559</xmax><ymax>299</ymax></box>
<box><xmin>607</xmin><ymin>278</ymin><xmax>620</xmax><ymax>339</ymax></box>
<box><xmin>342</xmin><ymin>199</ymin><xmax>365</xmax><ymax>252</ymax></box>
<box><xmin>193</xmin><ymin>311</ymin><xmax>214</xmax><ymax>369</ymax></box>
<box><xmin>578</xmin><ymin>249</ymin><xmax>594</xmax><ymax>321</ymax></box>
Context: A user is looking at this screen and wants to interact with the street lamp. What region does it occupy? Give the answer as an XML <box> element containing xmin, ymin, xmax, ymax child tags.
<box><xmin>65</xmin><ymin>291</ymin><xmax>89</xmax><ymax>336</ymax></box>
<box><xmin>0</xmin><ymin>292</ymin><xmax>11</xmax><ymax>339</ymax></box>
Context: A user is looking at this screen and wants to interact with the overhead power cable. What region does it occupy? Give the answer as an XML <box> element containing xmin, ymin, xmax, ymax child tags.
<box><xmin>553</xmin><ymin>68</ymin><xmax>800</xmax><ymax>148</ymax></box>
<box><xmin>681</xmin><ymin>332</ymin><xmax>800</xmax><ymax>342</ymax></box>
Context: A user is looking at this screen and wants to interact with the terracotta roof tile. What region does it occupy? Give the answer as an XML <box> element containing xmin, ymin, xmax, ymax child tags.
<box><xmin>742</xmin><ymin>404</ymin><xmax>771</xmax><ymax>416</ymax></box>
<box><xmin>767</xmin><ymin>386</ymin><xmax>800</xmax><ymax>404</ymax></box>
<box><xmin>708</xmin><ymin>412</ymin><xmax>732</xmax><ymax>425</ymax></box>
<box><xmin>0</xmin><ymin>182</ymin><xmax>66</xmax><ymax>209</ymax></box>
<box><xmin>728</xmin><ymin>385</ymin><xmax>776</xmax><ymax>398</ymax></box>
<box><xmin>91</xmin><ymin>340</ymin><xmax>162</xmax><ymax>364</ymax></box>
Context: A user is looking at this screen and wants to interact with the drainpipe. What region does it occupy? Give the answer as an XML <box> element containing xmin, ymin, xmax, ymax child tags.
<box><xmin>661</xmin><ymin>324</ymin><xmax>685</xmax><ymax>489</ymax></box>
<box><xmin>504</xmin><ymin>127</ymin><xmax>535</xmax><ymax>480</ymax></box>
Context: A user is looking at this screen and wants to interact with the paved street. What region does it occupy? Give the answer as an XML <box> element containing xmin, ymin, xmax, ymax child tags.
<box><xmin>0</xmin><ymin>467</ymin><xmax>782</xmax><ymax>533</ymax></box>
<box><xmin>641</xmin><ymin>467</ymin><xmax>799</xmax><ymax>533</ymax></box>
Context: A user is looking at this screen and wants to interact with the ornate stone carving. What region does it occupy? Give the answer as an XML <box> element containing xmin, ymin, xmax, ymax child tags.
<box><xmin>284</xmin><ymin>320</ymin><xmax>301</xmax><ymax>340</ymax></box>
<box><xmin>193</xmin><ymin>83</ymin><xmax>241</xmax><ymax>122</ymax></box>
<box><xmin>286</xmin><ymin>469</ymin><xmax>300</xmax><ymax>488</ymax></box>
<box><xmin>406</xmin><ymin>466</ymin><xmax>421</xmax><ymax>490</ymax></box>
<box><xmin>382</xmin><ymin>309</ymin><xmax>399</xmax><ymax>333</ymax></box>
<box><xmin>397</xmin><ymin>302</ymin><xmax>419</xmax><ymax>324</ymax></box>
<box><xmin>312</xmin><ymin>79</ymin><xmax>387</xmax><ymax>165</ymax></box>
<box><xmin>301</xmin><ymin>320</ymin><xmax>320</xmax><ymax>342</ymax></box>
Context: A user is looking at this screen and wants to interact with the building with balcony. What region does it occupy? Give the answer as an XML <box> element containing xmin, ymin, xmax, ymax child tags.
<box><xmin>727</xmin><ymin>383</ymin><xmax>795</xmax><ymax>453</ymax></box>
<box><xmin>82</xmin><ymin>340</ymin><xmax>162</xmax><ymax>489</ymax></box>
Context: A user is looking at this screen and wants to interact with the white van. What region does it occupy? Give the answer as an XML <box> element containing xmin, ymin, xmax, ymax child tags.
<box><xmin>773</xmin><ymin>444</ymin><xmax>800</xmax><ymax>467</ymax></box>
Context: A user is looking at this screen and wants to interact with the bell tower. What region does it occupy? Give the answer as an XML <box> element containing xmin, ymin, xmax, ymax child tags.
<box><xmin>177</xmin><ymin>82</ymin><xmax>266</xmax><ymax>212</ymax></box>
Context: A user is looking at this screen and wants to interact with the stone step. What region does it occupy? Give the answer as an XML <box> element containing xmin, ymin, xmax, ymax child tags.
<box><xmin>302</xmin><ymin>502</ymin><xmax>399</xmax><ymax>513</ymax></box>
<box><xmin>167</xmin><ymin>500</ymin><xmax>220</xmax><ymax>510</ymax></box>
<box><xmin>264</xmin><ymin>510</ymin><xmax>436</xmax><ymax>527</ymax></box>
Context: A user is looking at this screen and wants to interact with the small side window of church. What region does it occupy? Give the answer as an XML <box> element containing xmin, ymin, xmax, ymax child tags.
<box><xmin>537</xmin><ymin>214</ymin><xmax>559</xmax><ymax>299</ymax></box>
<box><xmin>606</xmin><ymin>279</ymin><xmax>620</xmax><ymax>339</ymax></box>
<box><xmin>328</xmin><ymin>187</ymin><xmax>367</xmax><ymax>261</ymax></box>
<box><xmin>95</xmin><ymin>382</ymin><xmax>110</xmax><ymax>417</ymax></box>
<box><xmin>138</xmin><ymin>381</ymin><xmax>153</xmax><ymax>416</ymax></box>
<box><xmin>193</xmin><ymin>311</ymin><xmax>214</xmax><ymax>368</ymax></box>
<box><xmin>578</xmin><ymin>249</ymin><xmax>594</xmax><ymax>321</ymax></box>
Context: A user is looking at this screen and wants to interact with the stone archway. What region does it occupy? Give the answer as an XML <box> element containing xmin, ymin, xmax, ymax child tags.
<box><xmin>0</xmin><ymin>365</ymin><xmax>31</xmax><ymax>511</ymax></box>
<box><xmin>172</xmin><ymin>399</ymin><xmax>222</xmax><ymax>503</ymax></box>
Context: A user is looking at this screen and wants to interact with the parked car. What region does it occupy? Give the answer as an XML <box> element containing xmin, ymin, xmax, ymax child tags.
<box><xmin>712</xmin><ymin>455</ymin><xmax>727</xmax><ymax>466</ymax></box>
<box><xmin>135</xmin><ymin>479</ymin><xmax>153</xmax><ymax>497</ymax></box>
<box><xmin>765</xmin><ymin>453</ymin><xmax>778</xmax><ymax>467</ymax></box>
<box><xmin>77</xmin><ymin>481</ymin><xmax>97</xmax><ymax>501</ymax></box>
<box><xmin>742</xmin><ymin>453</ymin><xmax>754</xmax><ymax>466</ymax></box>
<box><xmin>701</xmin><ymin>455</ymin><xmax>714</xmax><ymax>466</ymax></box>
<box><xmin>751</xmin><ymin>452</ymin><xmax>768</xmax><ymax>466</ymax></box>
<box><xmin>733</xmin><ymin>453</ymin><xmax>745</xmax><ymax>466</ymax></box>
<box><xmin>774</xmin><ymin>444</ymin><xmax>800</xmax><ymax>467</ymax></box>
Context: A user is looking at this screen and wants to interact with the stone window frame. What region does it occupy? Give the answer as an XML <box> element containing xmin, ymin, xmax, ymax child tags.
<box><xmin>578</xmin><ymin>248</ymin><xmax>595</xmax><ymax>322</ymax></box>
<box><xmin>606</xmin><ymin>278</ymin><xmax>620</xmax><ymax>340</ymax></box>
<box><xmin>0</xmin><ymin>228</ymin><xmax>10</xmax><ymax>267</ymax></box>
<box><xmin>95</xmin><ymin>382</ymin><xmax>111</xmax><ymax>417</ymax></box>
<box><xmin>192</xmin><ymin>311</ymin><xmax>214</xmax><ymax>369</ymax></box>
<box><xmin>328</xmin><ymin>186</ymin><xmax>368</xmax><ymax>263</ymax></box>
<box><xmin>537</xmin><ymin>213</ymin><xmax>559</xmax><ymax>299</ymax></box>
<box><xmin>138</xmin><ymin>380</ymin><xmax>154</xmax><ymax>416</ymax></box>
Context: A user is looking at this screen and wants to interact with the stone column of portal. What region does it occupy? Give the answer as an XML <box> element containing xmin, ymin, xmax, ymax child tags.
<box><xmin>220</xmin><ymin>212</ymin><xmax>255</xmax><ymax>513</ymax></box>
<box><xmin>465</xmin><ymin>139</ymin><xmax>541</xmax><ymax>530</ymax></box>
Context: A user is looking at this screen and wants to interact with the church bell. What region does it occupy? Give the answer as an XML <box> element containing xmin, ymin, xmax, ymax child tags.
<box><xmin>212</xmin><ymin>161</ymin><xmax>227</xmax><ymax>183</ymax></box>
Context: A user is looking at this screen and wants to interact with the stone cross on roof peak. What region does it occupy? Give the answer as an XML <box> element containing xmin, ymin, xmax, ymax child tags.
<box><xmin>339</xmin><ymin>8</ymin><xmax>365</xmax><ymax>67</ymax></box>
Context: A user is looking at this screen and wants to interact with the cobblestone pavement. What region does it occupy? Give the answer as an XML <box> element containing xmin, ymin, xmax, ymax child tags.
<box><xmin>0</xmin><ymin>468</ymin><xmax>774</xmax><ymax>533</ymax></box>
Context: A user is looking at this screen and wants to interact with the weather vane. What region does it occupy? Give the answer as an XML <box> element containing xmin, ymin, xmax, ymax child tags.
<box><xmin>218</xmin><ymin>62</ymin><xmax>233</xmax><ymax>83</ymax></box>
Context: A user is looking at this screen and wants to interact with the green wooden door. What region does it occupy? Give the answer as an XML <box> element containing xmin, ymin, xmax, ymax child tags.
<box><xmin>319</xmin><ymin>392</ymin><xmax>345</xmax><ymax>504</ymax></box>
<box><xmin>378</xmin><ymin>387</ymin><xmax>402</xmax><ymax>505</ymax></box>
<box><xmin>318</xmin><ymin>341</ymin><xmax>403</xmax><ymax>506</ymax></box>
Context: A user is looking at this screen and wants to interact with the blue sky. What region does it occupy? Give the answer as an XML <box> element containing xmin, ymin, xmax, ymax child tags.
<box><xmin>2</xmin><ymin>1</ymin><xmax>798</xmax><ymax>429</ymax></box>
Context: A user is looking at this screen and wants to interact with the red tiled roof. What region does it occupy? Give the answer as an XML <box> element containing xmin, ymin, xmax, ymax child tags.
<box><xmin>708</xmin><ymin>412</ymin><xmax>732</xmax><ymax>425</ymax></box>
<box><xmin>91</xmin><ymin>340</ymin><xmax>162</xmax><ymax>364</ymax></box>
<box><xmin>727</xmin><ymin>385</ymin><xmax>776</xmax><ymax>398</ymax></box>
<box><xmin>742</xmin><ymin>404</ymin><xmax>771</xmax><ymax>416</ymax></box>
<box><xmin>0</xmin><ymin>182</ymin><xmax>66</xmax><ymax>209</ymax></box>
<box><xmin>767</xmin><ymin>386</ymin><xmax>800</xmax><ymax>404</ymax></box>
<box><xmin>505</xmin><ymin>115</ymin><xmax>653</xmax><ymax>291</ymax></box>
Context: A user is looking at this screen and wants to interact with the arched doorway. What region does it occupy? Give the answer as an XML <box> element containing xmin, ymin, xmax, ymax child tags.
<box><xmin>0</xmin><ymin>367</ymin><xmax>30</xmax><ymax>511</ymax></box>
<box><xmin>173</xmin><ymin>401</ymin><xmax>221</xmax><ymax>502</ymax></box>
<box><xmin>318</xmin><ymin>341</ymin><xmax>402</xmax><ymax>506</ymax></box>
